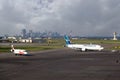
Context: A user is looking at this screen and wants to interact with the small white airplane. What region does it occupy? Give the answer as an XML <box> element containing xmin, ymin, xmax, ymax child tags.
<box><xmin>11</xmin><ymin>45</ymin><xmax>28</xmax><ymax>55</ymax></box>
<box><xmin>64</xmin><ymin>35</ymin><xmax>104</xmax><ymax>51</ymax></box>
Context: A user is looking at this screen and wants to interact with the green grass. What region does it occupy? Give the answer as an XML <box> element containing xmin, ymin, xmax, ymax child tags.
<box><xmin>0</xmin><ymin>45</ymin><xmax>63</xmax><ymax>53</ymax></box>
<box><xmin>0</xmin><ymin>46</ymin><xmax>11</xmax><ymax>52</ymax></box>
<box><xmin>71</xmin><ymin>39</ymin><xmax>120</xmax><ymax>44</ymax></box>
<box><xmin>0</xmin><ymin>38</ymin><xmax>120</xmax><ymax>53</ymax></box>
<box><xmin>19</xmin><ymin>46</ymin><xmax>63</xmax><ymax>51</ymax></box>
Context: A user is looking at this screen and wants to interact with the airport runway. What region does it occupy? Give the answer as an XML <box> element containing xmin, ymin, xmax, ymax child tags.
<box><xmin>0</xmin><ymin>48</ymin><xmax>120</xmax><ymax>80</ymax></box>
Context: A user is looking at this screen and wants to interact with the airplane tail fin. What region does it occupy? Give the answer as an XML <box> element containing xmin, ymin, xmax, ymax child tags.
<box><xmin>64</xmin><ymin>35</ymin><xmax>71</xmax><ymax>45</ymax></box>
<box><xmin>11</xmin><ymin>44</ymin><xmax>15</xmax><ymax>52</ymax></box>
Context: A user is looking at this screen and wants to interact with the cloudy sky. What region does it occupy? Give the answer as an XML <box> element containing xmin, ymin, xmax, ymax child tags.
<box><xmin>0</xmin><ymin>0</ymin><xmax>120</xmax><ymax>36</ymax></box>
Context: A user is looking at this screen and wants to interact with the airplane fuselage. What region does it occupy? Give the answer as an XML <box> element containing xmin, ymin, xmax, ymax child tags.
<box><xmin>11</xmin><ymin>49</ymin><xmax>28</xmax><ymax>55</ymax></box>
<box><xmin>67</xmin><ymin>44</ymin><xmax>104</xmax><ymax>51</ymax></box>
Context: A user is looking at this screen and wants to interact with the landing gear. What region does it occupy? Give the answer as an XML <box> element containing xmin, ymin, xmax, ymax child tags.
<box><xmin>15</xmin><ymin>54</ymin><xmax>18</xmax><ymax>56</ymax></box>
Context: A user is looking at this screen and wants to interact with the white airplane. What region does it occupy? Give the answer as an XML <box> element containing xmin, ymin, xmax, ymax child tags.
<box><xmin>64</xmin><ymin>35</ymin><xmax>104</xmax><ymax>51</ymax></box>
<box><xmin>11</xmin><ymin>45</ymin><xmax>28</xmax><ymax>55</ymax></box>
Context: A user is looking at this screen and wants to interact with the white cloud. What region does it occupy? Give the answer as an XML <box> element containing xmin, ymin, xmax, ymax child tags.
<box><xmin>0</xmin><ymin>0</ymin><xmax>120</xmax><ymax>36</ymax></box>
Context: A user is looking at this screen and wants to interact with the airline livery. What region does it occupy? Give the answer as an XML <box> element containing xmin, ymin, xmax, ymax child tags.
<box><xmin>11</xmin><ymin>45</ymin><xmax>28</xmax><ymax>55</ymax></box>
<box><xmin>64</xmin><ymin>35</ymin><xmax>104</xmax><ymax>51</ymax></box>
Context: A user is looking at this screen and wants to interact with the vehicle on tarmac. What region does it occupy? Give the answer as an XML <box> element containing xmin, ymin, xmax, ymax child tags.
<box><xmin>64</xmin><ymin>35</ymin><xmax>104</xmax><ymax>51</ymax></box>
<box><xmin>11</xmin><ymin>45</ymin><xmax>28</xmax><ymax>55</ymax></box>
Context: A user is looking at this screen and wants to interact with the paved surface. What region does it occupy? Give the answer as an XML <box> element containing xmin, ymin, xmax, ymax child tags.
<box><xmin>0</xmin><ymin>48</ymin><xmax>120</xmax><ymax>80</ymax></box>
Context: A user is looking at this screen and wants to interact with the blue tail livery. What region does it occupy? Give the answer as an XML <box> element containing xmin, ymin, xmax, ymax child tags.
<box><xmin>64</xmin><ymin>35</ymin><xmax>104</xmax><ymax>51</ymax></box>
<box><xmin>64</xmin><ymin>35</ymin><xmax>71</xmax><ymax>45</ymax></box>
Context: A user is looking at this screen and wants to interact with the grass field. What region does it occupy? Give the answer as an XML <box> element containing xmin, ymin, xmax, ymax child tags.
<box><xmin>0</xmin><ymin>38</ymin><xmax>120</xmax><ymax>53</ymax></box>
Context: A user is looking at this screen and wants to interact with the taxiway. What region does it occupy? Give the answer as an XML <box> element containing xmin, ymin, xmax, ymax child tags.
<box><xmin>0</xmin><ymin>48</ymin><xmax>120</xmax><ymax>80</ymax></box>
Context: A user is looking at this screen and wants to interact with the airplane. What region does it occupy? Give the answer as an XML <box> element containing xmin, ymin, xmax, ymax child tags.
<box><xmin>64</xmin><ymin>35</ymin><xmax>104</xmax><ymax>51</ymax></box>
<box><xmin>10</xmin><ymin>44</ymin><xmax>28</xmax><ymax>55</ymax></box>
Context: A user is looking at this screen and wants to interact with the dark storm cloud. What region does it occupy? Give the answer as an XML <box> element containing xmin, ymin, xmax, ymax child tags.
<box><xmin>0</xmin><ymin>0</ymin><xmax>120</xmax><ymax>36</ymax></box>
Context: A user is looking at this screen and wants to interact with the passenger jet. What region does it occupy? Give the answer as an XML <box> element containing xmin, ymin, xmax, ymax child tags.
<box><xmin>11</xmin><ymin>45</ymin><xmax>28</xmax><ymax>55</ymax></box>
<box><xmin>64</xmin><ymin>35</ymin><xmax>104</xmax><ymax>51</ymax></box>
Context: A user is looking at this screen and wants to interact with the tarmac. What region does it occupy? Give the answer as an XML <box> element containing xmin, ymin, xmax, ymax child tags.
<box><xmin>0</xmin><ymin>48</ymin><xmax>120</xmax><ymax>80</ymax></box>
